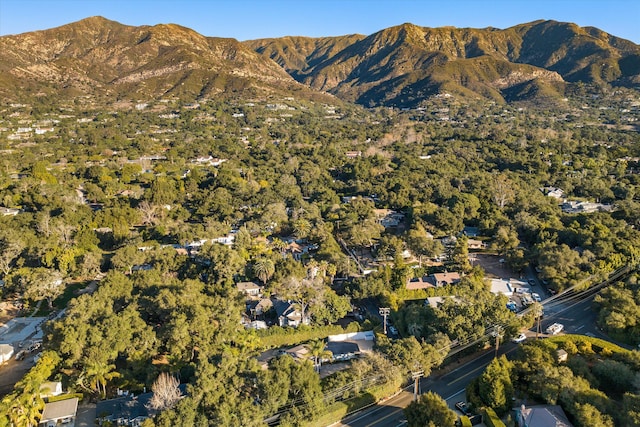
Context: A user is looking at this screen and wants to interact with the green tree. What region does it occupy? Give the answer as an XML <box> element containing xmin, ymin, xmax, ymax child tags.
<box><xmin>572</xmin><ymin>403</ymin><xmax>614</xmax><ymax>427</ymax></box>
<box><xmin>253</xmin><ymin>258</ymin><xmax>275</xmax><ymax>285</ymax></box>
<box><xmin>83</xmin><ymin>358</ymin><xmax>120</xmax><ymax>398</ymax></box>
<box><xmin>305</xmin><ymin>339</ymin><xmax>333</xmax><ymax>372</ymax></box>
<box><xmin>293</xmin><ymin>218</ymin><xmax>311</xmax><ymax>240</ymax></box>
<box><xmin>406</xmin><ymin>224</ymin><xmax>441</xmax><ymax>267</ymax></box>
<box><xmin>478</xmin><ymin>355</ymin><xmax>513</xmax><ymax>414</ymax></box>
<box><xmin>404</xmin><ymin>391</ymin><xmax>457</xmax><ymax>427</ymax></box>
<box><xmin>21</xmin><ymin>267</ymin><xmax>64</xmax><ymax>309</ymax></box>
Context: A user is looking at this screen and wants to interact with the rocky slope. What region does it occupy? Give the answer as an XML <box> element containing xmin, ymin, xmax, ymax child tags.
<box><xmin>0</xmin><ymin>16</ymin><xmax>328</xmax><ymax>103</ymax></box>
<box><xmin>1</xmin><ymin>17</ymin><xmax>638</xmax><ymax>107</ymax></box>
<box><xmin>247</xmin><ymin>20</ymin><xmax>640</xmax><ymax>106</ymax></box>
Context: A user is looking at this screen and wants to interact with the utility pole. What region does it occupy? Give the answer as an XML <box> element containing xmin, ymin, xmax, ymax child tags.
<box><xmin>379</xmin><ymin>307</ymin><xmax>390</xmax><ymax>335</ymax></box>
<box><xmin>533</xmin><ymin>302</ymin><xmax>543</xmax><ymax>339</ymax></box>
<box><xmin>411</xmin><ymin>370</ymin><xmax>424</xmax><ymax>401</ymax></box>
<box><xmin>492</xmin><ymin>325</ymin><xmax>503</xmax><ymax>358</ymax></box>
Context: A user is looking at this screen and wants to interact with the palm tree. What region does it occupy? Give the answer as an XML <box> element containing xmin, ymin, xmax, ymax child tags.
<box><xmin>271</xmin><ymin>238</ymin><xmax>288</xmax><ymax>256</ymax></box>
<box><xmin>305</xmin><ymin>340</ymin><xmax>333</xmax><ymax>373</ymax></box>
<box><xmin>293</xmin><ymin>218</ymin><xmax>311</xmax><ymax>240</ymax></box>
<box><xmin>84</xmin><ymin>360</ymin><xmax>120</xmax><ymax>398</ymax></box>
<box><xmin>7</xmin><ymin>393</ymin><xmax>43</xmax><ymax>427</ymax></box>
<box><xmin>253</xmin><ymin>258</ymin><xmax>275</xmax><ymax>285</ymax></box>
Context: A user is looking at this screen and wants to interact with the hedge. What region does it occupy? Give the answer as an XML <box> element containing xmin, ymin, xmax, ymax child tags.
<box><xmin>460</xmin><ymin>415</ymin><xmax>473</xmax><ymax>427</ymax></box>
<box><xmin>302</xmin><ymin>380</ymin><xmax>402</xmax><ymax>427</ymax></box>
<box><xmin>483</xmin><ymin>407</ymin><xmax>506</xmax><ymax>427</ymax></box>
<box><xmin>546</xmin><ymin>334</ymin><xmax>630</xmax><ymax>355</ymax></box>
<box><xmin>47</xmin><ymin>392</ymin><xmax>83</xmax><ymax>403</ymax></box>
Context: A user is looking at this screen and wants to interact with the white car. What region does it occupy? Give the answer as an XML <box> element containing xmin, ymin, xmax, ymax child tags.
<box><xmin>546</xmin><ymin>323</ymin><xmax>564</xmax><ymax>335</ymax></box>
<box><xmin>531</xmin><ymin>293</ymin><xmax>541</xmax><ymax>302</ymax></box>
<box><xmin>512</xmin><ymin>333</ymin><xmax>527</xmax><ymax>343</ymax></box>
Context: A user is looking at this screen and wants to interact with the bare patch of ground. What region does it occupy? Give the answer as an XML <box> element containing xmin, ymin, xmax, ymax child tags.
<box><xmin>471</xmin><ymin>253</ymin><xmax>516</xmax><ymax>279</ymax></box>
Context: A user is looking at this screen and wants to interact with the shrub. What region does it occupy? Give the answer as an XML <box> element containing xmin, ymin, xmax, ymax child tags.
<box><xmin>483</xmin><ymin>407</ymin><xmax>506</xmax><ymax>427</ymax></box>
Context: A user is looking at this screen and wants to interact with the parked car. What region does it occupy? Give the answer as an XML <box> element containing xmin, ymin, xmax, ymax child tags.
<box><xmin>546</xmin><ymin>323</ymin><xmax>564</xmax><ymax>335</ymax></box>
<box><xmin>512</xmin><ymin>333</ymin><xmax>527</xmax><ymax>343</ymax></box>
<box><xmin>528</xmin><ymin>278</ymin><xmax>536</xmax><ymax>286</ymax></box>
<box><xmin>388</xmin><ymin>325</ymin><xmax>398</xmax><ymax>335</ymax></box>
<box><xmin>531</xmin><ymin>293</ymin><xmax>541</xmax><ymax>302</ymax></box>
<box><xmin>455</xmin><ymin>401</ymin><xmax>470</xmax><ymax>415</ymax></box>
<box><xmin>506</xmin><ymin>301</ymin><xmax>517</xmax><ymax>313</ymax></box>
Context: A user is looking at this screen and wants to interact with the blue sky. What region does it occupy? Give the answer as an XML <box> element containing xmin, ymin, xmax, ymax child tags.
<box><xmin>1</xmin><ymin>0</ymin><xmax>639</xmax><ymax>43</ymax></box>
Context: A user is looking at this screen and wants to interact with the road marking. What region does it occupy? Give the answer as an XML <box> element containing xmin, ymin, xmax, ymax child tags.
<box><xmin>342</xmin><ymin>389</ymin><xmax>411</xmax><ymax>425</ymax></box>
<box><xmin>447</xmin><ymin>364</ymin><xmax>486</xmax><ymax>385</ymax></box>
<box><xmin>575</xmin><ymin>325</ymin><xmax>584</xmax><ymax>331</ymax></box>
<box><xmin>364</xmin><ymin>407</ymin><xmax>405</xmax><ymax>427</ymax></box>
<box><xmin>446</xmin><ymin>347</ymin><xmax>517</xmax><ymax>386</ymax></box>
<box><xmin>444</xmin><ymin>388</ymin><xmax>466</xmax><ymax>401</ymax></box>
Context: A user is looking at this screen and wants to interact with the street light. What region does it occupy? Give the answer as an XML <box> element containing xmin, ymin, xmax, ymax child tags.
<box><xmin>379</xmin><ymin>307</ymin><xmax>390</xmax><ymax>335</ymax></box>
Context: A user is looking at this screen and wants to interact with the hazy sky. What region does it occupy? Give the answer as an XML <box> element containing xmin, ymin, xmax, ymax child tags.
<box><xmin>1</xmin><ymin>0</ymin><xmax>639</xmax><ymax>43</ymax></box>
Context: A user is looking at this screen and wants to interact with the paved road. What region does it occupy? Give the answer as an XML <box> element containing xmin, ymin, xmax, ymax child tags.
<box><xmin>335</xmin><ymin>290</ymin><xmax>631</xmax><ymax>427</ymax></box>
<box><xmin>336</xmin><ymin>343</ymin><xmax>519</xmax><ymax>427</ymax></box>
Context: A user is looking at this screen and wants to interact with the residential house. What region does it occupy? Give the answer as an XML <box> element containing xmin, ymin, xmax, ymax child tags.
<box><xmin>432</xmin><ymin>272</ymin><xmax>461</xmax><ymax>287</ymax></box>
<box><xmin>211</xmin><ymin>232</ymin><xmax>235</xmax><ymax>246</ymax></box>
<box><xmin>286</xmin><ymin>241</ymin><xmax>304</xmax><ymax>260</ymax></box>
<box><xmin>236</xmin><ymin>281</ymin><xmax>263</xmax><ymax>299</ymax></box>
<box><xmin>326</xmin><ymin>341</ymin><xmax>364</xmax><ymax>362</ymax></box>
<box><xmin>374</xmin><ymin>209</ymin><xmax>405</xmax><ymax>228</ymax></box>
<box><xmin>281</xmin><ymin>238</ymin><xmax>317</xmax><ymax>261</ymax></box>
<box><xmin>247</xmin><ymin>298</ymin><xmax>273</xmax><ymax>317</ymax></box>
<box><xmin>96</xmin><ymin>386</ymin><xmax>185</xmax><ymax>427</ymax></box>
<box><xmin>406</xmin><ymin>272</ymin><xmax>461</xmax><ymax>290</ymax></box>
<box><xmin>515</xmin><ymin>404</ymin><xmax>574</xmax><ymax>427</ymax></box>
<box><xmin>273</xmin><ymin>299</ymin><xmax>306</xmax><ymax>327</ymax></box>
<box><xmin>561</xmin><ymin>200</ymin><xmax>612</xmax><ymax>213</ymax></box>
<box><xmin>406</xmin><ymin>276</ymin><xmax>435</xmax><ymax>291</ymax></box>
<box><xmin>39</xmin><ymin>397</ymin><xmax>78</xmax><ymax>427</ymax></box>
<box><xmin>541</xmin><ymin>186</ymin><xmax>565</xmax><ymax>199</ymax></box>
<box><xmin>467</xmin><ymin>239</ymin><xmax>485</xmax><ymax>250</ymax></box>
<box><xmin>283</xmin><ymin>341</ymin><xmax>360</xmax><ymax>363</ymax></box>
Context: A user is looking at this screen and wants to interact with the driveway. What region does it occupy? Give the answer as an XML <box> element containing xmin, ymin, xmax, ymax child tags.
<box><xmin>75</xmin><ymin>403</ymin><xmax>96</xmax><ymax>427</ymax></box>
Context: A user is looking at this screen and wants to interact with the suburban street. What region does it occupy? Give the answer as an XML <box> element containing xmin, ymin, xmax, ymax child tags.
<box><xmin>335</xmin><ymin>289</ymin><xmax>630</xmax><ymax>427</ymax></box>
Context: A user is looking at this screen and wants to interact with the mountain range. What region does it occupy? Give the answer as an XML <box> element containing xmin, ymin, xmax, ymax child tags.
<box><xmin>1</xmin><ymin>16</ymin><xmax>639</xmax><ymax>107</ymax></box>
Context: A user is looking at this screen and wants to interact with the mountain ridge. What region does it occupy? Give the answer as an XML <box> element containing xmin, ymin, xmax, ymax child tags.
<box><xmin>247</xmin><ymin>19</ymin><xmax>640</xmax><ymax>106</ymax></box>
<box><xmin>1</xmin><ymin>17</ymin><xmax>639</xmax><ymax>107</ymax></box>
<box><xmin>0</xmin><ymin>16</ymin><xmax>333</xmax><ymax>104</ymax></box>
